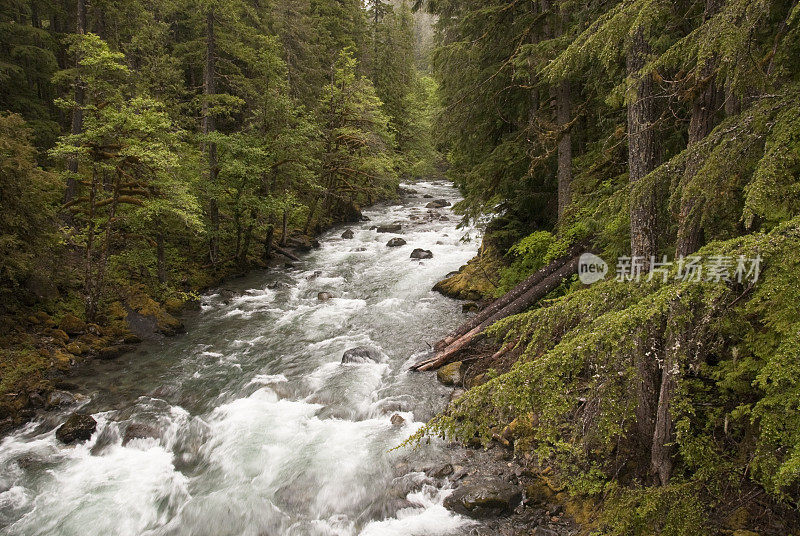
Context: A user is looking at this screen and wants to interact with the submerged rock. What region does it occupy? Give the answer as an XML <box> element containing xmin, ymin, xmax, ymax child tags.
<box><xmin>426</xmin><ymin>199</ymin><xmax>451</xmax><ymax>209</ymax></box>
<box><xmin>287</xmin><ymin>234</ymin><xmax>321</xmax><ymax>252</ymax></box>
<box><xmin>462</xmin><ymin>302</ymin><xmax>479</xmax><ymax>313</ymax></box>
<box><xmin>122</xmin><ymin>423</ymin><xmax>159</xmax><ymax>445</ymax></box>
<box><xmin>377</xmin><ymin>224</ymin><xmax>402</xmax><ymax>233</ymax></box>
<box><xmin>437</xmin><ymin>361</ymin><xmax>464</xmax><ymax>386</ymax></box>
<box><xmin>443</xmin><ymin>477</ymin><xmax>522</xmax><ymax>518</ymax></box>
<box><xmin>387</xmin><ymin>238</ymin><xmax>407</xmax><ymax>248</ymax></box>
<box><xmin>410</xmin><ymin>249</ymin><xmax>433</xmax><ymax>260</ymax></box>
<box><xmin>98</xmin><ymin>344</ymin><xmax>136</xmax><ymax>360</ymax></box>
<box><xmin>428</xmin><ymin>463</ymin><xmax>455</xmax><ymax>479</ymax></box>
<box><xmin>341</xmin><ymin>229</ymin><xmax>355</xmax><ymax>240</ymax></box>
<box><xmin>318</xmin><ymin>292</ymin><xmax>335</xmax><ymax>302</ymax></box>
<box><xmin>342</xmin><ymin>346</ymin><xmax>382</xmax><ymax>363</ymax></box>
<box><xmin>47</xmin><ymin>390</ymin><xmax>76</xmax><ymax>408</ymax></box>
<box><xmin>56</xmin><ymin>413</ymin><xmax>97</xmax><ymax>444</ymax></box>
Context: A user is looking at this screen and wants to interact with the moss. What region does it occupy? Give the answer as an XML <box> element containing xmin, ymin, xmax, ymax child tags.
<box><xmin>421</xmin><ymin>218</ymin><xmax>800</xmax><ymax>533</ymax></box>
<box><xmin>0</xmin><ymin>347</ymin><xmax>50</xmax><ymax>399</ymax></box>
<box><xmin>433</xmin><ymin>238</ymin><xmax>507</xmax><ymax>301</ymax></box>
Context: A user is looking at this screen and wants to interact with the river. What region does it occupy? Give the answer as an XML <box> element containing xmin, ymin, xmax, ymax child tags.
<box><xmin>0</xmin><ymin>181</ymin><xmax>482</xmax><ymax>536</ymax></box>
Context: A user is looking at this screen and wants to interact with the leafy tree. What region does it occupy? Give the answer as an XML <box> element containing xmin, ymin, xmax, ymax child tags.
<box><xmin>0</xmin><ymin>113</ymin><xmax>58</xmax><ymax>305</ymax></box>
<box><xmin>51</xmin><ymin>34</ymin><xmax>201</xmax><ymax>320</ymax></box>
<box><xmin>308</xmin><ymin>47</ymin><xmax>396</xmax><ymax>232</ymax></box>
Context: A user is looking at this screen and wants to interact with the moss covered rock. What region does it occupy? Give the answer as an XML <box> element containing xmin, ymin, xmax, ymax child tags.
<box><xmin>432</xmin><ymin>238</ymin><xmax>506</xmax><ymax>301</ymax></box>
<box><xmin>437</xmin><ymin>361</ymin><xmax>464</xmax><ymax>386</ymax></box>
<box><xmin>58</xmin><ymin>314</ymin><xmax>86</xmax><ymax>335</ymax></box>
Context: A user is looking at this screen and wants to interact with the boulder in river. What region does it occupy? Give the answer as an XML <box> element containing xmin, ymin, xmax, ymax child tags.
<box><xmin>410</xmin><ymin>249</ymin><xmax>433</xmax><ymax>260</ymax></box>
<box><xmin>342</xmin><ymin>346</ymin><xmax>382</xmax><ymax>363</ymax></box>
<box><xmin>56</xmin><ymin>413</ymin><xmax>97</xmax><ymax>444</ymax></box>
<box><xmin>287</xmin><ymin>234</ymin><xmax>321</xmax><ymax>252</ymax></box>
<box><xmin>318</xmin><ymin>292</ymin><xmax>335</xmax><ymax>302</ymax></box>
<box><xmin>377</xmin><ymin>224</ymin><xmax>402</xmax><ymax>233</ymax></box>
<box><xmin>341</xmin><ymin>229</ymin><xmax>355</xmax><ymax>240</ymax></box>
<box><xmin>387</xmin><ymin>238</ymin><xmax>407</xmax><ymax>248</ymax></box>
<box><xmin>426</xmin><ymin>199</ymin><xmax>451</xmax><ymax>209</ymax></box>
<box><xmin>437</xmin><ymin>361</ymin><xmax>463</xmax><ymax>386</ymax></box>
<box><xmin>443</xmin><ymin>477</ymin><xmax>522</xmax><ymax>518</ymax></box>
<box><xmin>390</xmin><ymin>414</ymin><xmax>406</xmax><ymax>427</ymax></box>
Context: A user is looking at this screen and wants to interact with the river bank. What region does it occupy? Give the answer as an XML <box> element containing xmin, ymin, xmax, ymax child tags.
<box><xmin>0</xmin><ymin>183</ymin><xmax>405</xmax><ymax>437</ymax></box>
<box><xmin>0</xmin><ymin>180</ymin><xmax>503</xmax><ymax>535</ymax></box>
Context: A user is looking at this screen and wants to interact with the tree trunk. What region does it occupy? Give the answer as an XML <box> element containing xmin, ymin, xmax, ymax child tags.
<box><xmin>203</xmin><ymin>9</ymin><xmax>220</xmax><ymax>266</ymax></box>
<box><xmin>64</xmin><ymin>0</ymin><xmax>86</xmax><ymax>209</ymax></box>
<box><xmin>84</xmin><ymin>167</ymin><xmax>97</xmax><ymax>321</ymax></box>
<box><xmin>633</xmin><ymin>329</ymin><xmax>662</xmax><ymax>476</ymax></box>
<box><xmin>675</xmin><ymin>0</ymin><xmax>721</xmax><ymax>258</ymax></box>
<box><xmin>281</xmin><ymin>209</ymin><xmax>289</xmax><ymax>247</ymax></box>
<box><xmin>557</xmin><ymin>79</ymin><xmax>572</xmax><ymax>222</ymax></box>
<box><xmin>627</xmin><ymin>27</ymin><xmax>658</xmax><ymax>262</ymax></box>
<box><xmin>651</xmin><ymin>0</ymin><xmax>723</xmax><ymax>486</ymax></box>
<box><xmin>264</xmin><ymin>223</ymin><xmax>275</xmax><ymax>261</ymax></box>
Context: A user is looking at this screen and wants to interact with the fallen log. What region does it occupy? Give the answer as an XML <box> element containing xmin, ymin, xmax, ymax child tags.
<box><xmin>413</xmin><ymin>253</ymin><xmax>581</xmax><ymax>371</ymax></box>
<box><xmin>273</xmin><ymin>245</ymin><xmax>302</xmax><ymax>262</ymax></box>
<box><xmin>435</xmin><ymin>242</ymin><xmax>586</xmax><ymax>350</ymax></box>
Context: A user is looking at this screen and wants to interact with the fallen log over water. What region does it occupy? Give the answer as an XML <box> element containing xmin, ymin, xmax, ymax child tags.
<box><xmin>435</xmin><ymin>242</ymin><xmax>587</xmax><ymax>351</ymax></box>
<box><xmin>414</xmin><ymin>248</ymin><xmax>584</xmax><ymax>372</ymax></box>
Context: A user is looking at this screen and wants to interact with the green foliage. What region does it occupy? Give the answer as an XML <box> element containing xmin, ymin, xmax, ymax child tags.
<box><xmin>595</xmin><ymin>482</ymin><xmax>710</xmax><ymax>536</ymax></box>
<box><xmin>0</xmin><ymin>113</ymin><xmax>58</xmax><ymax>303</ymax></box>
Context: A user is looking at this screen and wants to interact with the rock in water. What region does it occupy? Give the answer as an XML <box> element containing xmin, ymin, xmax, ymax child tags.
<box><xmin>387</xmin><ymin>238</ymin><xmax>407</xmax><ymax>248</ymax></box>
<box><xmin>443</xmin><ymin>477</ymin><xmax>522</xmax><ymax>518</ymax></box>
<box><xmin>342</xmin><ymin>346</ymin><xmax>382</xmax><ymax>363</ymax></box>
<box><xmin>341</xmin><ymin>229</ymin><xmax>355</xmax><ymax>239</ymax></box>
<box><xmin>425</xmin><ymin>199</ymin><xmax>451</xmax><ymax>209</ymax></box>
<box><xmin>428</xmin><ymin>463</ymin><xmax>455</xmax><ymax>479</ymax></box>
<box><xmin>377</xmin><ymin>224</ymin><xmax>402</xmax><ymax>233</ymax></box>
<box><xmin>390</xmin><ymin>414</ymin><xmax>406</xmax><ymax>427</ymax></box>
<box><xmin>56</xmin><ymin>413</ymin><xmax>97</xmax><ymax>444</ymax></box>
<box><xmin>318</xmin><ymin>292</ymin><xmax>335</xmax><ymax>302</ymax></box>
<box><xmin>47</xmin><ymin>390</ymin><xmax>76</xmax><ymax>408</ymax></box>
<box><xmin>122</xmin><ymin>423</ymin><xmax>159</xmax><ymax>445</ymax></box>
<box><xmin>437</xmin><ymin>361</ymin><xmax>463</xmax><ymax>386</ymax></box>
<box><xmin>410</xmin><ymin>249</ymin><xmax>433</xmax><ymax>259</ymax></box>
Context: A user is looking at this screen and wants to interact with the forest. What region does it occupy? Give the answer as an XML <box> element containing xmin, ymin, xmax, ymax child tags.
<box><xmin>1</xmin><ymin>0</ymin><xmax>434</xmax><ymax>418</ymax></box>
<box><xmin>2</xmin><ymin>0</ymin><xmax>800</xmax><ymax>535</ymax></box>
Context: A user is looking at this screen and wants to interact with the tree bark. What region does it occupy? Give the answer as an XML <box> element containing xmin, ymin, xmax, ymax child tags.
<box><xmin>557</xmin><ymin>79</ymin><xmax>572</xmax><ymax>222</ymax></box>
<box><xmin>675</xmin><ymin>0</ymin><xmax>721</xmax><ymax>258</ymax></box>
<box><xmin>627</xmin><ymin>27</ymin><xmax>658</xmax><ymax>262</ymax></box>
<box><xmin>203</xmin><ymin>8</ymin><xmax>220</xmax><ymax>266</ymax></box>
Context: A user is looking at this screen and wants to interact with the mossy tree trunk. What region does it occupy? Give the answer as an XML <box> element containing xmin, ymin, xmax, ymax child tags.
<box><xmin>627</xmin><ymin>26</ymin><xmax>659</xmax><ymax>262</ymax></box>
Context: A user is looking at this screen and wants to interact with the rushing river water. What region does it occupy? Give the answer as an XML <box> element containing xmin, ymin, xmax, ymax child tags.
<box><xmin>0</xmin><ymin>181</ymin><xmax>483</xmax><ymax>536</ymax></box>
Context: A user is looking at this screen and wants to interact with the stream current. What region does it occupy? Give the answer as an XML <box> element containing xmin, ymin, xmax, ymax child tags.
<box><xmin>0</xmin><ymin>181</ymin><xmax>483</xmax><ymax>536</ymax></box>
